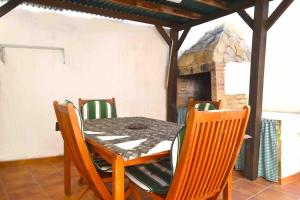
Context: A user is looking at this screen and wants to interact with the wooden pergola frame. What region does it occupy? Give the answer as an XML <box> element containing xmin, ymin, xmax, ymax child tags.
<box><xmin>0</xmin><ymin>0</ymin><xmax>294</xmax><ymax>180</ymax></box>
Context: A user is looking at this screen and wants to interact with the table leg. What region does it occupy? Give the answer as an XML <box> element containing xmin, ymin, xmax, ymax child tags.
<box><xmin>223</xmin><ymin>171</ymin><xmax>233</xmax><ymax>200</ymax></box>
<box><xmin>112</xmin><ymin>156</ymin><xmax>125</xmax><ymax>200</ymax></box>
<box><xmin>64</xmin><ymin>143</ymin><xmax>72</xmax><ymax>195</ymax></box>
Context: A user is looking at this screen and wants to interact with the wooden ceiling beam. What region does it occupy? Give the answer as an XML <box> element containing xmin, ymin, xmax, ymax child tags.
<box><xmin>25</xmin><ymin>0</ymin><xmax>176</xmax><ymax>27</ymax></box>
<box><xmin>155</xmin><ymin>25</ymin><xmax>171</xmax><ymax>46</ymax></box>
<box><xmin>238</xmin><ymin>10</ymin><xmax>253</xmax><ymax>29</ymax></box>
<box><xmin>175</xmin><ymin>0</ymin><xmax>255</xmax><ymax>30</ymax></box>
<box><xmin>0</xmin><ymin>0</ymin><xmax>23</xmax><ymax>18</ymax></box>
<box><xmin>109</xmin><ymin>0</ymin><xmax>202</xmax><ymax>20</ymax></box>
<box><xmin>193</xmin><ymin>0</ymin><xmax>230</xmax><ymax>10</ymax></box>
<box><xmin>266</xmin><ymin>0</ymin><xmax>294</xmax><ymax>31</ymax></box>
<box><xmin>177</xmin><ymin>27</ymin><xmax>190</xmax><ymax>50</ymax></box>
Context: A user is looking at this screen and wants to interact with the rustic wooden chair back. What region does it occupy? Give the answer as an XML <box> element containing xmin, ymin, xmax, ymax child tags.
<box><xmin>187</xmin><ymin>98</ymin><xmax>222</xmax><ymax>112</ymax></box>
<box><xmin>166</xmin><ymin>106</ymin><xmax>250</xmax><ymax>200</ymax></box>
<box><xmin>78</xmin><ymin>97</ymin><xmax>117</xmax><ymax>116</ymax></box>
<box><xmin>53</xmin><ymin>101</ymin><xmax>112</xmax><ymax>200</ymax></box>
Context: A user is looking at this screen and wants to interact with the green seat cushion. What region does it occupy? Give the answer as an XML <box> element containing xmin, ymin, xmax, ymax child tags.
<box><xmin>170</xmin><ymin>127</ymin><xmax>186</xmax><ymax>174</ymax></box>
<box><xmin>125</xmin><ymin>127</ymin><xmax>187</xmax><ymax>195</ymax></box>
<box><xmin>92</xmin><ymin>156</ymin><xmax>112</xmax><ymax>173</ymax></box>
<box><xmin>82</xmin><ymin>100</ymin><xmax>117</xmax><ymax>120</ymax></box>
<box><xmin>125</xmin><ymin>158</ymin><xmax>172</xmax><ymax>195</ymax></box>
<box><xmin>185</xmin><ymin>102</ymin><xmax>217</xmax><ymax>124</ymax></box>
<box><xmin>194</xmin><ymin>103</ymin><xmax>216</xmax><ymax>111</ymax></box>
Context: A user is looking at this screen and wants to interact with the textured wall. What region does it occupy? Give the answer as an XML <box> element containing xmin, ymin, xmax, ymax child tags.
<box><xmin>0</xmin><ymin>7</ymin><xmax>168</xmax><ymax>161</ymax></box>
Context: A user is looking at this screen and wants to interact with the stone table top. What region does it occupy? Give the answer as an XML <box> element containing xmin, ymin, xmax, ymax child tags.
<box><xmin>84</xmin><ymin>117</ymin><xmax>182</xmax><ymax>161</ymax></box>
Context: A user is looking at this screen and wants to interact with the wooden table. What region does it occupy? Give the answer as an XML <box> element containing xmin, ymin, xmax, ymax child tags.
<box><xmin>63</xmin><ymin>117</ymin><xmax>233</xmax><ymax>200</ymax></box>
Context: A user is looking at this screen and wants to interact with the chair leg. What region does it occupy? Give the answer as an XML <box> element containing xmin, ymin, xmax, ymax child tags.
<box><xmin>125</xmin><ymin>185</ymin><xmax>132</xmax><ymax>199</ymax></box>
<box><xmin>77</xmin><ymin>186</ymin><xmax>89</xmax><ymax>200</ymax></box>
<box><xmin>129</xmin><ymin>182</ymin><xmax>142</xmax><ymax>200</ymax></box>
<box><xmin>223</xmin><ymin>171</ymin><xmax>233</xmax><ymax>200</ymax></box>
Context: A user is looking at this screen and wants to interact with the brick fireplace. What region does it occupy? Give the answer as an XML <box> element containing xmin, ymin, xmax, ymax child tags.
<box><xmin>177</xmin><ymin>24</ymin><xmax>250</xmax><ymax>109</ymax></box>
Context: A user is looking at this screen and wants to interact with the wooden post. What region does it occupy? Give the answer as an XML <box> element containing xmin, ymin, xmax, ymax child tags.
<box><xmin>244</xmin><ymin>0</ymin><xmax>269</xmax><ymax>180</ymax></box>
<box><xmin>167</xmin><ymin>29</ymin><xmax>179</xmax><ymax>122</ymax></box>
<box><xmin>155</xmin><ymin>26</ymin><xmax>189</xmax><ymax>122</ymax></box>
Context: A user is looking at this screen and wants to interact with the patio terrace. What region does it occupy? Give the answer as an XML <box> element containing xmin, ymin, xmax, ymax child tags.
<box><xmin>1</xmin><ymin>157</ymin><xmax>300</xmax><ymax>200</ymax></box>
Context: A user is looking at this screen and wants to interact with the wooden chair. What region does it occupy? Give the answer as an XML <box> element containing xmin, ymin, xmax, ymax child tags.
<box><xmin>53</xmin><ymin>101</ymin><xmax>113</xmax><ymax>200</ymax></box>
<box><xmin>126</xmin><ymin>106</ymin><xmax>250</xmax><ymax>200</ymax></box>
<box><xmin>78</xmin><ymin>98</ymin><xmax>117</xmax><ymax>120</ymax></box>
<box><xmin>187</xmin><ymin>98</ymin><xmax>222</xmax><ymax>111</ymax></box>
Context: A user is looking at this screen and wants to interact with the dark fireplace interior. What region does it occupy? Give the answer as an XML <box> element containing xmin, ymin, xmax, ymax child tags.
<box><xmin>177</xmin><ymin>72</ymin><xmax>211</xmax><ymax>107</ymax></box>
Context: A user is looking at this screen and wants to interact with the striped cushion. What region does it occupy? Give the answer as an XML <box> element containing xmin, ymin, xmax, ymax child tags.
<box><xmin>125</xmin><ymin>158</ymin><xmax>172</xmax><ymax>195</ymax></box>
<box><xmin>194</xmin><ymin>103</ymin><xmax>216</xmax><ymax>111</ymax></box>
<box><xmin>82</xmin><ymin>100</ymin><xmax>116</xmax><ymax>120</ymax></box>
<box><xmin>184</xmin><ymin>103</ymin><xmax>217</xmax><ymax>125</ymax></box>
<box><xmin>125</xmin><ymin>128</ymin><xmax>187</xmax><ymax>195</ymax></box>
<box><xmin>93</xmin><ymin>156</ymin><xmax>112</xmax><ymax>172</ymax></box>
<box><xmin>170</xmin><ymin>127</ymin><xmax>186</xmax><ymax>174</ymax></box>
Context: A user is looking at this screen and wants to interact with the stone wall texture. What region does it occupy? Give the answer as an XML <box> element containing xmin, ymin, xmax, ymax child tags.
<box><xmin>177</xmin><ymin>24</ymin><xmax>250</xmax><ymax>109</ymax></box>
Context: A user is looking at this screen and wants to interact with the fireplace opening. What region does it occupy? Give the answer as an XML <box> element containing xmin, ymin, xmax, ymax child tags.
<box><xmin>177</xmin><ymin>72</ymin><xmax>211</xmax><ymax>107</ymax></box>
<box><xmin>176</xmin><ymin>23</ymin><xmax>251</xmax><ymax>109</ymax></box>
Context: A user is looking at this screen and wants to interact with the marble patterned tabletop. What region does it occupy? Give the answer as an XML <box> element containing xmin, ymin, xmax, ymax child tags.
<box><xmin>84</xmin><ymin>117</ymin><xmax>182</xmax><ymax>161</ymax></box>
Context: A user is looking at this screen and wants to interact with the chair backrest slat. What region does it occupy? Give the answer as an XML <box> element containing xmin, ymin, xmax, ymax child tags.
<box><xmin>166</xmin><ymin>106</ymin><xmax>250</xmax><ymax>200</ymax></box>
<box><xmin>53</xmin><ymin>101</ymin><xmax>112</xmax><ymax>200</ymax></box>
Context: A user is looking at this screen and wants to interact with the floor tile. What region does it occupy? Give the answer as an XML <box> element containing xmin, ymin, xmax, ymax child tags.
<box><xmin>0</xmin><ymin>166</ymin><xmax>30</xmax><ymax>180</ymax></box>
<box><xmin>2</xmin><ymin>179</ymin><xmax>39</xmax><ymax>193</ymax></box>
<box><xmin>3</xmin><ymin>159</ymin><xmax>300</xmax><ymax>200</ymax></box>
<box><xmin>36</xmin><ymin>172</ymin><xmax>64</xmax><ymax>187</ymax></box>
<box><xmin>252</xmin><ymin>178</ymin><xmax>274</xmax><ymax>187</ymax></box>
<box><xmin>0</xmin><ymin>183</ymin><xmax>5</xmax><ymax>195</ymax></box>
<box><xmin>42</xmin><ymin>182</ymin><xmax>67</xmax><ymax>199</ymax></box>
<box><xmin>232</xmin><ymin>189</ymin><xmax>253</xmax><ymax>200</ymax></box>
<box><xmin>0</xmin><ymin>193</ymin><xmax>8</xmax><ymax>200</ymax></box>
<box><xmin>0</xmin><ymin>162</ymin><xmax>26</xmax><ymax>170</ymax></box>
<box><xmin>29</xmin><ymin>164</ymin><xmax>60</xmax><ymax>179</ymax></box>
<box><xmin>7</xmin><ymin>187</ymin><xmax>49</xmax><ymax>200</ymax></box>
<box><xmin>271</xmin><ymin>182</ymin><xmax>300</xmax><ymax>197</ymax></box>
<box><xmin>248</xmin><ymin>188</ymin><xmax>299</xmax><ymax>200</ymax></box>
<box><xmin>0</xmin><ymin>182</ymin><xmax>8</xmax><ymax>200</ymax></box>
<box><xmin>232</xmin><ymin>179</ymin><xmax>267</xmax><ymax>196</ymax></box>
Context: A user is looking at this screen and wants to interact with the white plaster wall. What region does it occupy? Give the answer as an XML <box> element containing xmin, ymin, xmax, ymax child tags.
<box><xmin>0</xmin><ymin>8</ymin><xmax>168</xmax><ymax>161</ymax></box>
<box><xmin>280</xmin><ymin>118</ymin><xmax>300</xmax><ymax>178</ymax></box>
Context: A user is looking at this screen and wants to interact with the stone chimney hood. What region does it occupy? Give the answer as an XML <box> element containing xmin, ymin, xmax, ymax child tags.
<box><xmin>178</xmin><ymin>23</ymin><xmax>250</xmax><ymax>76</ymax></box>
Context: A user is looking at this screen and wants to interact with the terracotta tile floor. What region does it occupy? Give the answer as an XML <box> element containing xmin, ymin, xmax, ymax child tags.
<box><xmin>1</xmin><ymin>158</ymin><xmax>300</xmax><ymax>200</ymax></box>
